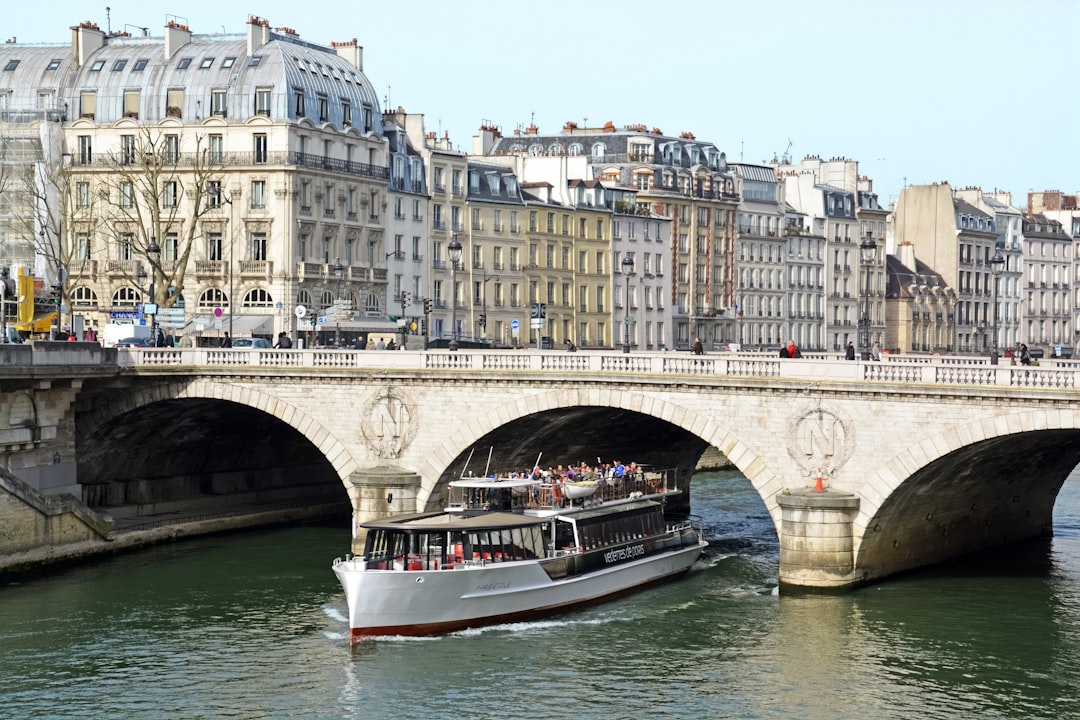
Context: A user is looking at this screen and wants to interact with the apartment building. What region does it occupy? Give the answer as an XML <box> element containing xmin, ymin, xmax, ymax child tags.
<box><xmin>1</xmin><ymin>17</ymin><xmax>391</xmax><ymax>342</ymax></box>
<box><xmin>476</xmin><ymin>121</ymin><xmax>734</xmax><ymax>350</ymax></box>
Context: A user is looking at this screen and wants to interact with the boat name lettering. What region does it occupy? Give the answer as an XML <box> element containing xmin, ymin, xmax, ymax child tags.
<box><xmin>474</xmin><ymin>582</ymin><xmax>511</xmax><ymax>591</ymax></box>
<box><xmin>604</xmin><ymin>544</ymin><xmax>646</xmax><ymax>564</ymax></box>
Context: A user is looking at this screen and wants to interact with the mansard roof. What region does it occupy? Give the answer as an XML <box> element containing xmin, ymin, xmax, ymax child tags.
<box><xmin>0</xmin><ymin>27</ymin><xmax>382</xmax><ymax>130</ymax></box>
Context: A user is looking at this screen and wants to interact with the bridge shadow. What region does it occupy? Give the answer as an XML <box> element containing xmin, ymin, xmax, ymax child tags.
<box><xmin>429</xmin><ymin>405</ymin><xmax>714</xmax><ymax>514</ymax></box>
<box><xmin>857</xmin><ymin>429</ymin><xmax>1080</xmax><ymax>583</ymax></box>
<box><xmin>75</xmin><ymin>397</ymin><xmax>349</xmax><ymax>527</ymax></box>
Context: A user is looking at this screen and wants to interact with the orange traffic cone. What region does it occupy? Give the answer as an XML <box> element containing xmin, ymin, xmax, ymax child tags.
<box><xmin>815</xmin><ymin>468</ymin><xmax>824</xmax><ymax>492</ymax></box>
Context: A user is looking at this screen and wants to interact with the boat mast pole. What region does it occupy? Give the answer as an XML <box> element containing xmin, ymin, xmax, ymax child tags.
<box><xmin>482</xmin><ymin>446</ymin><xmax>494</xmax><ymax>478</ymax></box>
<box><xmin>460</xmin><ymin>448</ymin><xmax>476</xmax><ymax>477</ymax></box>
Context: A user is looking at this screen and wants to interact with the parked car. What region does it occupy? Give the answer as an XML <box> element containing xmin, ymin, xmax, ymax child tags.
<box><xmin>230</xmin><ymin>337</ymin><xmax>272</xmax><ymax>349</ymax></box>
<box><xmin>115</xmin><ymin>336</ymin><xmax>155</xmax><ymax>348</ymax></box>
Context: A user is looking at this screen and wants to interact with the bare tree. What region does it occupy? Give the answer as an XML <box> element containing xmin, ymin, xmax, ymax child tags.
<box><xmin>83</xmin><ymin>127</ymin><xmax>224</xmax><ymax>310</ymax></box>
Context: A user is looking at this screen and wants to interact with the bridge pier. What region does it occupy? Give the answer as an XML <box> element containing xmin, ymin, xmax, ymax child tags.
<box><xmin>346</xmin><ymin>466</ymin><xmax>422</xmax><ymax>553</ymax></box>
<box><xmin>776</xmin><ymin>490</ymin><xmax>861</xmax><ymax>592</ymax></box>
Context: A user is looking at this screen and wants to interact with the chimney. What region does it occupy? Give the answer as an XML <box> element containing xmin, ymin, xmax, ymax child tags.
<box><xmin>247</xmin><ymin>15</ymin><xmax>271</xmax><ymax>55</ymax></box>
<box><xmin>897</xmin><ymin>240</ymin><xmax>917</xmax><ymax>274</ymax></box>
<box><xmin>332</xmin><ymin>39</ymin><xmax>363</xmax><ymax>70</ymax></box>
<box><xmin>70</xmin><ymin>21</ymin><xmax>105</xmax><ymax>68</ymax></box>
<box><xmin>164</xmin><ymin>18</ymin><xmax>192</xmax><ymax>58</ymax></box>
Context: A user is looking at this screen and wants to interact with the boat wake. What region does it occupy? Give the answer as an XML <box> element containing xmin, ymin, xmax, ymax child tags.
<box><xmin>450</xmin><ymin>615</ymin><xmax>624</xmax><ymax>638</ymax></box>
<box><xmin>322</xmin><ymin>604</ymin><xmax>348</xmax><ymax>625</ymax></box>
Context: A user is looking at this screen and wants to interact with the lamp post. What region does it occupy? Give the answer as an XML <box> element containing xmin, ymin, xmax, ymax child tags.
<box><xmin>146</xmin><ymin>237</ymin><xmax>161</xmax><ymax>344</ymax></box>
<box><xmin>859</xmin><ymin>230</ymin><xmax>877</xmax><ymax>360</ymax></box>
<box><xmin>447</xmin><ymin>235</ymin><xmax>462</xmax><ymax>351</ymax></box>
<box><xmin>990</xmin><ymin>248</ymin><xmax>1005</xmax><ymax>365</ymax></box>
<box><xmin>621</xmin><ymin>254</ymin><xmax>634</xmax><ymax>353</ymax></box>
<box><xmin>330</xmin><ymin>256</ymin><xmax>345</xmax><ymax>348</ymax></box>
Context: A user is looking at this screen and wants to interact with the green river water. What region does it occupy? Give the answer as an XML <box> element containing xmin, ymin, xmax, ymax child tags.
<box><xmin>2</xmin><ymin>470</ymin><xmax>1079</xmax><ymax>720</ymax></box>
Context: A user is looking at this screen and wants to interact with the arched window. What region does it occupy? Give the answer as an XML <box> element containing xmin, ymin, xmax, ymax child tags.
<box><xmin>112</xmin><ymin>287</ymin><xmax>141</xmax><ymax>307</ymax></box>
<box><xmin>591</xmin><ymin>142</ymin><xmax>606</xmax><ymax>158</ymax></box>
<box><xmin>242</xmin><ymin>288</ymin><xmax>274</xmax><ymax>308</ymax></box>
<box><xmin>297</xmin><ymin>289</ymin><xmax>312</xmax><ymax>306</ymax></box>
<box><xmin>548</xmin><ymin>143</ymin><xmax>563</xmax><ymax>155</ymax></box>
<box><xmin>365</xmin><ymin>293</ymin><xmax>380</xmax><ymax>313</ymax></box>
<box><xmin>71</xmin><ymin>286</ymin><xmax>97</xmax><ymax>308</ymax></box>
<box><xmin>568</xmin><ymin>143</ymin><xmax>583</xmax><ymax>156</ymax></box>
<box><xmin>198</xmin><ymin>288</ymin><xmax>229</xmax><ymax>309</ymax></box>
<box><xmin>320</xmin><ymin>290</ymin><xmax>334</xmax><ymax>308</ymax></box>
<box><xmin>528</xmin><ymin>144</ymin><xmax>543</xmax><ymax>156</ymax></box>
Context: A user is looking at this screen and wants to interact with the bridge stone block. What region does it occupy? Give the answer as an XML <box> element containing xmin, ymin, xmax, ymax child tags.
<box><xmin>777</xmin><ymin>489</ymin><xmax>861</xmax><ymax>591</ymax></box>
<box><xmin>346</xmin><ymin>466</ymin><xmax>422</xmax><ymax>553</ymax></box>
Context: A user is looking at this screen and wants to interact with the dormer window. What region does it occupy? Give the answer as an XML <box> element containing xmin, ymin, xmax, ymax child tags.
<box><xmin>199</xmin><ymin>57</ymin><xmax>214</xmax><ymax>69</ymax></box>
<box><xmin>90</xmin><ymin>60</ymin><xmax>105</xmax><ymax>71</ymax></box>
<box><xmin>46</xmin><ymin>58</ymin><xmax>61</xmax><ymax>71</ymax></box>
<box><xmin>222</xmin><ymin>56</ymin><xmax>236</xmax><ymax>68</ymax></box>
<box><xmin>133</xmin><ymin>58</ymin><xmax>148</xmax><ymax>71</ymax></box>
<box><xmin>112</xmin><ymin>59</ymin><xmax>127</xmax><ymax>71</ymax></box>
<box><xmin>177</xmin><ymin>57</ymin><xmax>192</xmax><ymax>70</ymax></box>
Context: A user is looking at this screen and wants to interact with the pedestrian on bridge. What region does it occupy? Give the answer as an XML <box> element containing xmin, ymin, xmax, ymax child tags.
<box><xmin>846</xmin><ymin>341</ymin><xmax>855</xmax><ymax>360</ymax></box>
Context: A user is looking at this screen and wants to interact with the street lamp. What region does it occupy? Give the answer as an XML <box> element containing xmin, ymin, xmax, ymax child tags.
<box><xmin>330</xmin><ymin>256</ymin><xmax>345</xmax><ymax>348</ymax></box>
<box><xmin>146</xmin><ymin>237</ymin><xmax>161</xmax><ymax>344</ymax></box>
<box><xmin>990</xmin><ymin>248</ymin><xmax>1005</xmax><ymax>365</ymax></box>
<box><xmin>859</xmin><ymin>230</ymin><xmax>877</xmax><ymax>360</ymax></box>
<box><xmin>621</xmin><ymin>254</ymin><xmax>634</xmax><ymax>353</ymax></box>
<box><xmin>447</xmin><ymin>235</ymin><xmax>462</xmax><ymax>351</ymax></box>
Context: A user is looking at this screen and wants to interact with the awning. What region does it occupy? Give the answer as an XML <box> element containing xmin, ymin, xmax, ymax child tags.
<box><xmin>180</xmin><ymin>313</ymin><xmax>274</xmax><ymax>336</ymax></box>
<box><xmin>16</xmin><ymin>311</ymin><xmax>57</xmax><ymax>333</ymax></box>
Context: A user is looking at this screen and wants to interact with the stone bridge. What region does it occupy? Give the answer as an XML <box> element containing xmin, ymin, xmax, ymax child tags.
<box><xmin>4</xmin><ymin>343</ymin><xmax>1080</xmax><ymax>589</ymax></box>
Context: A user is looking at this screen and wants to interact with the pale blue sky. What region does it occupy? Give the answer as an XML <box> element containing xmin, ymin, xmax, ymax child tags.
<box><xmin>7</xmin><ymin>0</ymin><xmax>1076</xmax><ymax>208</ymax></box>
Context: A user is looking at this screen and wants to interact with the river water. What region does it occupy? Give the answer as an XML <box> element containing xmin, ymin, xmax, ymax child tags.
<box><xmin>3</xmin><ymin>469</ymin><xmax>1080</xmax><ymax>720</ymax></box>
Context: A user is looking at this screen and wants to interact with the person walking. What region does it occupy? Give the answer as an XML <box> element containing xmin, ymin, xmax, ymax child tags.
<box><xmin>692</xmin><ymin>337</ymin><xmax>704</xmax><ymax>355</ymax></box>
<box><xmin>1020</xmin><ymin>343</ymin><xmax>1031</xmax><ymax>365</ymax></box>
<box><xmin>846</xmin><ymin>341</ymin><xmax>855</xmax><ymax>360</ymax></box>
<box><xmin>220</xmin><ymin>331</ymin><xmax>232</xmax><ymax>348</ymax></box>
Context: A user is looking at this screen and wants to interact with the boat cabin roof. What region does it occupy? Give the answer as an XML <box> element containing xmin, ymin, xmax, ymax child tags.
<box><xmin>449</xmin><ymin>478</ymin><xmax>540</xmax><ymax>490</ymax></box>
<box><xmin>568</xmin><ymin>499</ymin><xmax>660</xmax><ymax>522</ymax></box>
<box><xmin>360</xmin><ymin>511</ymin><xmax>545</xmax><ymax>533</ymax></box>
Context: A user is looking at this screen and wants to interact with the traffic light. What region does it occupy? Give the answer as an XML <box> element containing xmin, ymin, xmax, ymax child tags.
<box><xmin>401</xmin><ymin>291</ymin><xmax>410</xmax><ymax>308</ymax></box>
<box><xmin>479</xmin><ymin>313</ymin><xmax>486</xmax><ymax>328</ymax></box>
<box><xmin>423</xmin><ymin>298</ymin><xmax>432</xmax><ymax>314</ymax></box>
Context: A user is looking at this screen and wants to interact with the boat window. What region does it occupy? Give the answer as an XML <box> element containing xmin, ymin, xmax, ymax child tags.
<box><xmin>554</xmin><ymin>520</ymin><xmax>576</xmax><ymax>551</ymax></box>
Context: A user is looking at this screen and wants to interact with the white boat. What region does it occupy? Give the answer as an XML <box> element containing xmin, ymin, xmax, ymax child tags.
<box><xmin>331</xmin><ymin>469</ymin><xmax>707</xmax><ymax>640</ymax></box>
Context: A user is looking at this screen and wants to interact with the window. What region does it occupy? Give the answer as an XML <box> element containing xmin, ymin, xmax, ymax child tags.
<box><xmin>164</xmin><ymin>134</ymin><xmax>179</xmax><ymax>164</ymax></box>
<box><xmin>112</xmin><ymin>59</ymin><xmax>127</xmax><ymax>72</ymax></box>
<box><xmin>243</xmin><ymin>288</ymin><xmax>274</xmax><ymax>308</ymax></box>
<box><xmin>254</xmin><ymin>88</ymin><xmax>271</xmax><ymax>116</ymax></box>
<box><xmin>253</xmin><ymin>134</ymin><xmax>267</xmax><ymax>163</ymax></box>
<box><xmin>71</xmin><ymin>286</ymin><xmax>97</xmax><ymax>308</ymax></box>
<box><xmin>166</xmin><ymin>89</ymin><xmax>183</xmax><ymax>118</ymax></box>
<box><xmin>46</xmin><ymin>58</ymin><xmax>61</xmax><ymax>71</ymax></box>
<box><xmin>90</xmin><ymin>60</ymin><xmax>105</xmax><ymax>72</ymax></box>
<box><xmin>133</xmin><ymin>58</ymin><xmax>149</xmax><ymax>71</ymax></box>
<box><xmin>206</xmin><ymin>232</ymin><xmax>223</xmax><ymax>262</ymax></box>
<box><xmin>249</xmin><ymin>56</ymin><xmax>262</xmax><ymax>67</ymax></box>
<box><xmin>77</xmin><ymin>134</ymin><xmax>92</xmax><ymax>164</ymax></box>
<box><xmin>120</xmin><ymin>181</ymin><xmax>134</xmax><ymax>209</ymax></box>
<box><xmin>222</xmin><ymin>56</ymin><xmax>236</xmax><ymax>68</ymax></box>
<box><xmin>250</xmin><ymin>232</ymin><xmax>268</xmax><ymax>261</ymax></box>
<box><xmin>164</xmin><ymin>233</ymin><xmax>179</xmax><ymax>262</ymax></box>
<box><xmin>120</xmin><ymin>134</ymin><xmax>136</xmax><ymax>165</ymax></box>
<box><xmin>79</xmin><ymin>91</ymin><xmax>96</xmax><ymax>119</ymax></box>
<box><xmin>251</xmin><ymin>180</ymin><xmax>267</xmax><ymax>208</ymax></box>
<box><xmin>177</xmin><ymin>57</ymin><xmax>192</xmax><ymax>70</ymax></box>
<box><xmin>294</xmin><ymin>89</ymin><xmax>305</xmax><ymax>117</ymax></box>
<box><xmin>199</xmin><ymin>57</ymin><xmax>214</xmax><ymax>69</ymax></box>
<box><xmin>123</xmin><ymin>90</ymin><xmax>139</xmax><ymax>118</ymax></box>
<box><xmin>207</xmin><ymin>181</ymin><xmax>222</xmax><ymax>208</ymax></box>
<box><xmin>76</xmin><ymin>233</ymin><xmax>91</xmax><ymax>260</ymax></box>
<box><xmin>162</xmin><ymin>181</ymin><xmax>178</xmax><ymax>208</ymax></box>
<box><xmin>76</xmin><ymin>182</ymin><xmax>91</xmax><ymax>208</ymax></box>
<box><xmin>211</xmin><ymin>89</ymin><xmax>227</xmax><ymax>117</ymax></box>
<box><xmin>341</xmin><ymin>100</ymin><xmax>352</xmax><ymax>127</ymax></box>
<box><xmin>318</xmin><ymin>94</ymin><xmax>328</xmax><ymax>122</ymax></box>
<box><xmin>119</xmin><ymin>233</ymin><xmax>134</xmax><ymax>261</ymax></box>
<box><xmin>208</xmin><ymin>134</ymin><xmax>223</xmax><ymax>163</ymax></box>
<box><xmin>198</xmin><ymin>287</ymin><xmax>229</xmax><ymax>310</ymax></box>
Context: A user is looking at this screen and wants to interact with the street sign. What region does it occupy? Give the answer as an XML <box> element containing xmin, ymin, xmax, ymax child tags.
<box><xmin>530</xmin><ymin>318</ymin><xmax>544</xmax><ymax>329</ymax></box>
<box><xmin>530</xmin><ymin>303</ymin><xmax>546</xmax><ymax>319</ymax></box>
<box><xmin>295</xmin><ymin>304</ymin><xmax>307</xmax><ymax>318</ymax></box>
<box><xmin>511</xmin><ymin>319</ymin><xmax>520</xmax><ymax>330</ymax></box>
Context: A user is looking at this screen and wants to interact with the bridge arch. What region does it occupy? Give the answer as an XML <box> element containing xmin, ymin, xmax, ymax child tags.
<box><xmin>855</xmin><ymin>406</ymin><xmax>1080</xmax><ymax>583</ymax></box>
<box><xmin>414</xmin><ymin>385</ymin><xmax>782</xmax><ymax>520</ymax></box>
<box><xmin>76</xmin><ymin>378</ymin><xmax>359</xmax><ymax>483</ymax></box>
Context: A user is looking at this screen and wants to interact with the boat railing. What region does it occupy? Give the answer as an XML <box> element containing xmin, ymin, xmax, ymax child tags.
<box><xmin>528</xmin><ymin>467</ymin><xmax>680</xmax><ymax>510</ymax></box>
<box><xmin>667</xmin><ymin>514</ymin><xmax>704</xmax><ymax>537</ymax></box>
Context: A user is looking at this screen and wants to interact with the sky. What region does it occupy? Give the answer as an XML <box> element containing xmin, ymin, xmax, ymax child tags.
<box><xmin>7</xmin><ymin>0</ymin><xmax>1076</xmax><ymax>209</ymax></box>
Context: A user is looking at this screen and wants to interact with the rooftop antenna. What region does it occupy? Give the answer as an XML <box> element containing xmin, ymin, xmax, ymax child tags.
<box><xmin>782</xmin><ymin>138</ymin><xmax>793</xmax><ymax>164</ymax></box>
<box><xmin>125</xmin><ymin>23</ymin><xmax>149</xmax><ymax>36</ymax></box>
<box><xmin>106</xmin><ymin>6</ymin><xmax>111</xmax><ymax>34</ymax></box>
